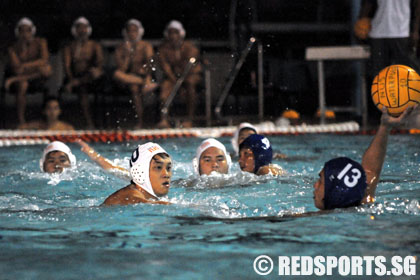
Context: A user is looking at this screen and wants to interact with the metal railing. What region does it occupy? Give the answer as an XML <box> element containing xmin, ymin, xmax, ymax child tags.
<box><xmin>160</xmin><ymin>57</ymin><xmax>197</xmax><ymax>119</ymax></box>
<box><xmin>214</xmin><ymin>37</ymin><xmax>264</xmax><ymax>122</ymax></box>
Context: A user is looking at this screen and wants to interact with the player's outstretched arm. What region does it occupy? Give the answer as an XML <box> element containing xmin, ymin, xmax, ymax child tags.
<box><xmin>361</xmin><ymin>106</ymin><xmax>417</xmax><ymax>201</ymax></box>
<box><xmin>76</xmin><ymin>139</ymin><xmax>128</xmax><ymax>172</ymax></box>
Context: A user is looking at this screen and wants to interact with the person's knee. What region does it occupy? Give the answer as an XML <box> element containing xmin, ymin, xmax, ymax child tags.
<box><xmin>184</xmin><ymin>82</ymin><xmax>197</xmax><ymax>95</ymax></box>
<box><xmin>40</xmin><ymin>64</ymin><xmax>52</xmax><ymax>77</ymax></box>
<box><xmin>159</xmin><ymin>80</ymin><xmax>173</xmax><ymax>100</ymax></box>
<box><xmin>113</xmin><ymin>70</ymin><xmax>124</xmax><ymax>82</ymax></box>
<box><xmin>79</xmin><ymin>93</ymin><xmax>89</xmax><ymax>102</ymax></box>
<box><xmin>17</xmin><ymin>81</ymin><xmax>29</xmax><ymax>92</ymax></box>
<box><xmin>130</xmin><ymin>84</ymin><xmax>140</xmax><ymax>94</ymax></box>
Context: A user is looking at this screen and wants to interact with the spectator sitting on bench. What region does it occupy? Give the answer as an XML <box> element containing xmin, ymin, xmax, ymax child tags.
<box><xmin>63</xmin><ymin>17</ymin><xmax>104</xmax><ymax>129</ymax></box>
<box><xmin>157</xmin><ymin>20</ymin><xmax>202</xmax><ymax>128</ymax></box>
<box><xmin>113</xmin><ymin>19</ymin><xmax>157</xmax><ymax>129</ymax></box>
<box><xmin>5</xmin><ymin>17</ymin><xmax>52</xmax><ymax>126</ymax></box>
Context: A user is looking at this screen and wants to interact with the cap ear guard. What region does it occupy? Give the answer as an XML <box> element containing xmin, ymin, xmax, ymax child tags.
<box><xmin>323</xmin><ymin>157</ymin><xmax>367</xmax><ymax>210</ymax></box>
<box><xmin>15</xmin><ymin>17</ymin><xmax>36</xmax><ymax>37</ymax></box>
<box><xmin>129</xmin><ymin>142</ymin><xmax>169</xmax><ymax>198</ymax></box>
<box><xmin>71</xmin><ymin>17</ymin><xmax>92</xmax><ymax>38</ymax></box>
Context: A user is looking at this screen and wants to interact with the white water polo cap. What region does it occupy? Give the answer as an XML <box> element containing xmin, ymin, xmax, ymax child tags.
<box><xmin>129</xmin><ymin>143</ymin><xmax>169</xmax><ymax>198</ymax></box>
<box><xmin>123</xmin><ymin>19</ymin><xmax>144</xmax><ymax>41</ymax></box>
<box><xmin>231</xmin><ymin>122</ymin><xmax>258</xmax><ymax>155</ymax></box>
<box><xmin>15</xmin><ymin>17</ymin><xmax>36</xmax><ymax>37</ymax></box>
<box><xmin>39</xmin><ymin>141</ymin><xmax>76</xmax><ymax>171</ymax></box>
<box><xmin>72</xmin><ymin>17</ymin><xmax>92</xmax><ymax>37</ymax></box>
<box><xmin>193</xmin><ymin>138</ymin><xmax>232</xmax><ymax>175</ymax></box>
<box><xmin>164</xmin><ymin>20</ymin><xmax>186</xmax><ymax>38</ymax></box>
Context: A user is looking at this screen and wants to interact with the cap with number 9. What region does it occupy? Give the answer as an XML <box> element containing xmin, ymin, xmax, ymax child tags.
<box><xmin>323</xmin><ymin>157</ymin><xmax>367</xmax><ymax>209</ymax></box>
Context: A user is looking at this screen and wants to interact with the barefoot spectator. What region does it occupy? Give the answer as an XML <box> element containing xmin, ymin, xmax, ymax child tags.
<box><xmin>113</xmin><ymin>19</ymin><xmax>157</xmax><ymax>129</ymax></box>
<box><xmin>157</xmin><ymin>20</ymin><xmax>202</xmax><ymax>128</ymax></box>
<box><xmin>63</xmin><ymin>17</ymin><xmax>104</xmax><ymax>128</ymax></box>
<box><xmin>6</xmin><ymin>18</ymin><xmax>52</xmax><ymax>125</ymax></box>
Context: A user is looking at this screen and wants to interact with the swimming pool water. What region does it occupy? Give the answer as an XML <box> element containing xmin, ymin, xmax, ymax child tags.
<box><xmin>0</xmin><ymin>135</ymin><xmax>419</xmax><ymax>279</ymax></box>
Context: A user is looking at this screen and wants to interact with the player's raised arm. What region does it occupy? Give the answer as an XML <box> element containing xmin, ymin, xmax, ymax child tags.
<box><xmin>361</xmin><ymin>106</ymin><xmax>417</xmax><ymax>201</ymax></box>
<box><xmin>76</xmin><ymin>139</ymin><xmax>128</xmax><ymax>172</ymax></box>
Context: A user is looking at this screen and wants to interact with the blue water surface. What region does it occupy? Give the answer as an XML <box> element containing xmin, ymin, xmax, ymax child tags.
<box><xmin>0</xmin><ymin>135</ymin><xmax>419</xmax><ymax>279</ymax></box>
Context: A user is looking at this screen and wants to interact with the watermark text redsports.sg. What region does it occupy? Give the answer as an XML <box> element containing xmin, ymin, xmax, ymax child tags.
<box><xmin>253</xmin><ymin>255</ymin><xmax>417</xmax><ymax>276</ymax></box>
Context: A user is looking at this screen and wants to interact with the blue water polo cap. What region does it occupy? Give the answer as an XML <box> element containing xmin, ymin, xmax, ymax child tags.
<box><xmin>239</xmin><ymin>134</ymin><xmax>272</xmax><ymax>174</ymax></box>
<box><xmin>323</xmin><ymin>157</ymin><xmax>367</xmax><ymax>209</ymax></box>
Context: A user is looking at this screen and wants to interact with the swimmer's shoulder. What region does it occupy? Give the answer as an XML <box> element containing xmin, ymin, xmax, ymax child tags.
<box><xmin>157</xmin><ymin>40</ymin><xmax>171</xmax><ymax>51</ymax></box>
<box><xmin>87</xmin><ymin>39</ymin><xmax>101</xmax><ymax>48</ymax></box>
<box><xmin>183</xmin><ymin>40</ymin><xmax>198</xmax><ymax>50</ymax></box>
<box><xmin>136</xmin><ymin>40</ymin><xmax>153</xmax><ymax>49</ymax></box>
<box><xmin>33</xmin><ymin>37</ymin><xmax>47</xmax><ymax>47</ymax></box>
<box><xmin>17</xmin><ymin>120</ymin><xmax>44</xmax><ymax>130</ymax></box>
<box><xmin>102</xmin><ymin>183</ymin><xmax>148</xmax><ymax>206</ymax></box>
<box><xmin>50</xmin><ymin>121</ymin><xmax>74</xmax><ymax>131</ymax></box>
<box><xmin>257</xmin><ymin>164</ymin><xmax>286</xmax><ymax>176</ymax></box>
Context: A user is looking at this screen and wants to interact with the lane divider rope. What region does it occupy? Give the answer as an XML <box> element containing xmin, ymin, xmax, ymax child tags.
<box><xmin>0</xmin><ymin>122</ymin><xmax>413</xmax><ymax>147</ymax></box>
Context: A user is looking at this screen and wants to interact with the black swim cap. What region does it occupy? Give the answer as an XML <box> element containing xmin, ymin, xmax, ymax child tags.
<box><xmin>239</xmin><ymin>134</ymin><xmax>272</xmax><ymax>174</ymax></box>
<box><xmin>323</xmin><ymin>157</ymin><xmax>367</xmax><ymax>209</ymax></box>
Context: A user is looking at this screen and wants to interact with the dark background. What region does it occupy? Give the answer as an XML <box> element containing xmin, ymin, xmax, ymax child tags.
<box><xmin>0</xmin><ymin>0</ymin><xmax>370</xmax><ymax>128</ymax></box>
<box><xmin>0</xmin><ymin>0</ymin><xmax>353</xmax><ymax>54</ymax></box>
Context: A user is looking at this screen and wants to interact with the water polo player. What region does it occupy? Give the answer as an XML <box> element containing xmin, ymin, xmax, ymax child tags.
<box><xmin>193</xmin><ymin>138</ymin><xmax>231</xmax><ymax>176</ymax></box>
<box><xmin>232</xmin><ymin>122</ymin><xmax>286</xmax><ymax>159</ymax></box>
<box><xmin>313</xmin><ymin>106</ymin><xmax>418</xmax><ymax>210</ymax></box>
<box><xmin>231</xmin><ymin>122</ymin><xmax>257</xmax><ymax>156</ymax></box>
<box><xmin>76</xmin><ymin>139</ymin><xmax>129</xmax><ymax>176</ymax></box>
<box><xmin>40</xmin><ymin>141</ymin><xmax>76</xmax><ymax>174</ymax></box>
<box><xmin>239</xmin><ymin>134</ymin><xmax>285</xmax><ymax>176</ymax></box>
<box><xmin>102</xmin><ymin>142</ymin><xmax>172</xmax><ymax>206</ymax></box>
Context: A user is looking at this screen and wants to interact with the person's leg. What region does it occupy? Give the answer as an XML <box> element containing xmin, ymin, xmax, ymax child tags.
<box><xmin>183</xmin><ymin>74</ymin><xmax>201</xmax><ymax>127</ymax></box>
<box><xmin>130</xmin><ymin>84</ymin><xmax>143</xmax><ymax>128</ymax></box>
<box><xmin>113</xmin><ymin>70</ymin><xmax>144</xmax><ymax>85</ymax></box>
<box><xmin>157</xmin><ymin>79</ymin><xmax>173</xmax><ymax>128</ymax></box>
<box><xmin>184</xmin><ymin>82</ymin><xmax>197</xmax><ymax>128</ymax></box>
<box><xmin>390</xmin><ymin>38</ymin><xmax>420</xmax><ymax>73</ymax></box>
<box><xmin>370</xmin><ymin>38</ymin><xmax>390</xmax><ymax>77</ymax></box>
<box><xmin>16</xmin><ymin>80</ymin><xmax>29</xmax><ymax>125</ymax></box>
<box><xmin>79</xmin><ymin>89</ymin><xmax>95</xmax><ymax>129</ymax></box>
